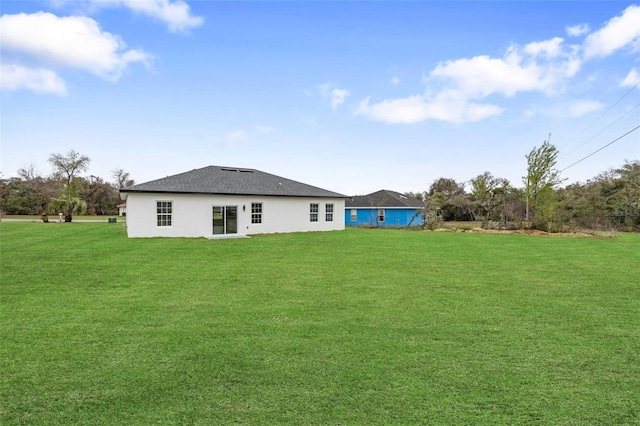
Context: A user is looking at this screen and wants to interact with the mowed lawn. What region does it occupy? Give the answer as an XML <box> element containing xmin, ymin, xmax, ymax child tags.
<box><xmin>1</xmin><ymin>223</ymin><xmax>639</xmax><ymax>425</ymax></box>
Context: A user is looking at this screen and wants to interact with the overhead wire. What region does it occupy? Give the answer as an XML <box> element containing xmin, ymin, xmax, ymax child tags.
<box><xmin>559</xmin><ymin>125</ymin><xmax>640</xmax><ymax>173</ymax></box>
<box><xmin>562</xmin><ymin>103</ymin><xmax>640</xmax><ymax>157</ymax></box>
<box><xmin>558</xmin><ymin>80</ymin><xmax>640</xmax><ymax>152</ymax></box>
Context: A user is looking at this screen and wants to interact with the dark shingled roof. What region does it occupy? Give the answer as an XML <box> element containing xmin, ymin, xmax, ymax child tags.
<box><xmin>120</xmin><ymin>166</ymin><xmax>347</xmax><ymax>198</ymax></box>
<box><xmin>346</xmin><ymin>190</ymin><xmax>424</xmax><ymax>208</ymax></box>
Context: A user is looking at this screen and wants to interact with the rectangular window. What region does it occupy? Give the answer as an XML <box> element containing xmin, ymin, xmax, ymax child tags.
<box><xmin>251</xmin><ymin>203</ymin><xmax>262</xmax><ymax>224</ymax></box>
<box><xmin>325</xmin><ymin>203</ymin><xmax>334</xmax><ymax>222</ymax></box>
<box><xmin>157</xmin><ymin>201</ymin><xmax>172</xmax><ymax>227</ymax></box>
<box><xmin>310</xmin><ymin>203</ymin><xmax>319</xmax><ymax>222</ymax></box>
<box><xmin>350</xmin><ymin>209</ymin><xmax>357</xmax><ymax>221</ymax></box>
<box><xmin>377</xmin><ymin>208</ymin><xmax>385</xmax><ymax>222</ymax></box>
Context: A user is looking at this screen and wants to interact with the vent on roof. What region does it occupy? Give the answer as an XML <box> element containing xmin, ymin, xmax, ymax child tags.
<box><xmin>221</xmin><ymin>168</ymin><xmax>254</xmax><ymax>173</ymax></box>
<box><xmin>399</xmin><ymin>194</ymin><xmax>407</xmax><ymax>199</ymax></box>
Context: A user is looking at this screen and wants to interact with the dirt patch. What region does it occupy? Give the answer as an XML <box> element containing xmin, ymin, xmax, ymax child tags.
<box><xmin>434</xmin><ymin>227</ymin><xmax>602</xmax><ymax>238</ymax></box>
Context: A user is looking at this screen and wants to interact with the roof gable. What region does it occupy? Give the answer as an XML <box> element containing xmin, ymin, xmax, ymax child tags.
<box><xmin>120</xmin><ymin>166</ymin><xmax>346</xmax><ymax>198</ymax></box>
<box><xmin>346</xmin><ymin>190</ymin><xmax>424</xmax><ymax>208</ymax></box>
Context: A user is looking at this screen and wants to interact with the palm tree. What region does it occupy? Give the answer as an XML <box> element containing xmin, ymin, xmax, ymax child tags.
<box><xmin>48</xmin><ymin>150</ymin><xmax>90</xmax><ymax>222</ymax></box>
<box><xmin>49</xmin><ymin>193</ymin><xmax>87</xmax><ymax>222</ymax></box>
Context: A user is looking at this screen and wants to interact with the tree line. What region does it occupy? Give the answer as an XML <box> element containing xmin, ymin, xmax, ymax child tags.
<box><xmin>0</xmin><ymin>150</ymin><xmax>134</xmax><ymax>221</ymax></box>
<box><xmin>2</xmin><ymin>143</ymin><xmax>639</xmax><ymax>230</ymax></box>
<box><xmin>407</xmin><ymin>138</ymin><xmax>639</xmax><ymax>232</ymax></box>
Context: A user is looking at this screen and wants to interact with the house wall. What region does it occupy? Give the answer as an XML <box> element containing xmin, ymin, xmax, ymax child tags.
<box><xmin>125</xmin><ymin>192</ymin><xmax>345</xmax><ymax>238</ymax></box>
<box><xmin>345</xmin><ymin>208</ymin><xmax>424</xmax><ymax>227</ymax></box>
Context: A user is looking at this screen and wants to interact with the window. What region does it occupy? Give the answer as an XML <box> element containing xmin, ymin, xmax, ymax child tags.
<box><xmin>377</xmin><ymin>208</ymin><xmax>385</xmax><ymax>222</ymax></box>
<box><xmin>310</xmin><ymin>203</ymin><xmax>319</xmax><ymax>222</ymax></box>
<box><xmin>350</xmin><ymin>209</ymin><xmax>357</xmax><ymax>222</ymax></box>
<box><xmin>157</xmin><ymin>201</ymin><xmax>172</xmax><ymax>227</ymax></box>
<box><xmin>251</xmin><ymin>203</ymin><xmax>262</xmax><ymax>224</ymax></box>
<box><xmin>325</xmin><ymin>203</ymin><xmax>334</xmax><ymax>222</ymax></box>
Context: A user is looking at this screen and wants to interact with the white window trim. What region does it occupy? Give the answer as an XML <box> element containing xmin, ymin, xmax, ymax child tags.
<box><xmin>251</xmin><ymin>202</ymin><xmax>263</xmax><ymax>225</ymax></box>
<box><xmin>156</xmin><ymin>200</ymin><xmax>173</xmax><ymax>228</ymax></box>
<box><xmin>310</xmin><ymin>203</ymin><xmax>319</xmax><ymax>222</ymax></box>
<box><xmin>325</xmin><ymin>203</ymin><xmax>334</xmax><ymax>222</ymax></box>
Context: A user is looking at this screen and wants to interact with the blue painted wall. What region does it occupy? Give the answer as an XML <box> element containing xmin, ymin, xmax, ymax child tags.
<box><xmin>345</xmin><ymin>208</ymin><xmax>424</xmax><ymax>227</ymax></box>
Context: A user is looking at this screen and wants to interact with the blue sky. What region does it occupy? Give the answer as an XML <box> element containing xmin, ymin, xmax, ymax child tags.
<box><xmin>1</xmin><ymin>1</ymin><xmax>639</xmax><ymax>196</ymax></box>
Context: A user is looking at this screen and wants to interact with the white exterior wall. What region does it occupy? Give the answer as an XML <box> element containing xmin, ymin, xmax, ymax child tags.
<box><xmin>124</xmin><ymin>193</ymin><xmax>345</xmax><ymax>238</ymax></box>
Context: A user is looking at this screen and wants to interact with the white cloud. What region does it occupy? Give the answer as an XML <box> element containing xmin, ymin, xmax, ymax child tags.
<box><xmin>523</xmin><ymin>37</ymin><xmax>565</xmax><ymax>58</ymax></box>
<box><xmin>356</xmin><ymin>34</ymin><xmax>584</xmax><ymax>124</ymax></box>
<box><xmin>621</xmin><ymin>68</ymin><xmax>640</xmax><ymax>87</ymax></box>
<box><xmin>110</xmin><ymin>0</ymin><xmax>203</xmax><ymax>33</ymax></box>
<box><xmin>583</xmin><ymin>5</ymin><xmax>640</xmax><ymax>59</ymax></box>
<box><xmin>330</xmin><ymin>88</ymin><xmax>350</xmax><ymax>110</ymax></box>
<box><xmin>568</xmin><ymin>100</ymin><xmax>605</xmax><ymax>117</ymax></box>
<box><xmin>226</xmin><ymin>130</ymin><xmax>246</xmax><ymax>145</ymax></box>
<box><xmin>50</xmin><ymin>0</ymin><xmax>203</xmax><ymax>33</ymax></box>
<box><xmin>316</xmin><ymin>82</ymin><xmax>350</xmax><ymax>110</ymax></box>
<box><xmin>354</xmin><ymin>93</ymin><xmax>503</xmax><ymax>124</ymax></box>
<box><xmin>430</xmin><ymin>39</ymin><xmax>581</xmax><ymax>98</ymax></box>
<box><xmin>0</xmin><ymin>12</ymin><xmax>152</xmax><ymax>82</ymax></box>
<box><xmin>0</xmin><ymin>63</ymin><xmax>67</xmax><ymax>95</ymax></box>
<box><xmin>566</xmin><ymin>23</ymin><xmax>590</xmax><ymax>37</ymax></box>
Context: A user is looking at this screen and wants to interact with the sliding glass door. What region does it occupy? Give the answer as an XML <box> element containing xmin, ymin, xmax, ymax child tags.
<box><xmin>213</xmin><ymin>206</ymin><xmax>237</xmax><ymax>235</ymax></box>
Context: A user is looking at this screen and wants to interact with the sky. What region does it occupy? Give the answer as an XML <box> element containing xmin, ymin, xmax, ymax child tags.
<box><xmin>1</xmin><ymin>1</ymin><xmax>639</xmax><ymax>196</ymax></box>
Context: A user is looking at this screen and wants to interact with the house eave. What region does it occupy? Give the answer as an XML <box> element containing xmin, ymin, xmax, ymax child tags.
<box><xmin>118</xmin><ymin>189</ymin><xmax>348</xmax><ymax>199</ymax></box>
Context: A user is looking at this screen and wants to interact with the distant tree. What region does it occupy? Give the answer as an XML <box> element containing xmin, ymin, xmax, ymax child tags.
<box><xmin>17</xmin><ymin>164</ymin><xmax>61</xmax><ymax>214</ymax></box>
<box><xmin>48</xmin><ymin>150</ymin><xmax>90</xmax><ymax>222</ymax></box>
<box><xmin>403</xmin><ymin>191</ymin><xmax>424</xmax><ymax>202</ymax></box>
<box><xmin>423</xmin><ymin>191</ymin><xmax>445</xmax><ymax>229</ymax></box>
<box><xmin>428</xmin><ymin>177</ymin><xmax>464</xmax><ymax>199</ymax></box>
<box><xmin>427</xmin><ymin>177</ymin><xmax>468</xmax><ymax>221</ymax></box>
<box><xmin>49</xmin><ymin>193</ymin><xmax>87</xmax><ymax>219</ymax></box>
<box><xmin>615</xmin><ymin>160</ymin><xmax>640</xmax><ymax>229</ymax></box>
<box><xmin>76</xmin><ymin>176</ymin><xmax>119</xmax><ymax>215</ymax></box>
<box><xmin>0</xmin><ymin>178</ymin><xmax>34</xmax><ymax>215</ymax></box>
<box><xmin>112</xmin><ymin>168</ymin><xmax>135</xmax><ymax>189</ymax></box>
<box><xmin>470</xmin><ymin>172</ymin><xmax>510</xmax><ymax>227</ymax></box>
<box><xmin>523</xmin><ymin>135</ymin><xmax>564</xmax><ymax>230</ymax></box>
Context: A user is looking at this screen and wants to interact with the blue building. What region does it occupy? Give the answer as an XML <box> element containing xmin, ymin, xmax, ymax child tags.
<box><xmin>345</xmin><ymin>190</ymin><xmax>425</xmax><ymax>228</ymax></box>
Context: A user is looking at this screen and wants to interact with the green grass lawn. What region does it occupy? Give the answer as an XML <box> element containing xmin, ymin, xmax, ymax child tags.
<box><xmin>1</xmin><ymin>223</ymin><xmax>639</xmax><ymax>425</ymax></box>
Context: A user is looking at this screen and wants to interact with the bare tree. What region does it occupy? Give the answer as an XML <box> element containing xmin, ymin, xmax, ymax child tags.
<box><xmin>112</xmin><ymin>168</ymin><xmax>135</xmax><ymax>189</ymax></box>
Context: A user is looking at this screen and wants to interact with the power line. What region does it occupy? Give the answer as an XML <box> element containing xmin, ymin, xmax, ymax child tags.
<box><xmin>559</xmin><ymin>80</ymin><xmax>640</xmax><ymax>151</ymax></box>
<box><xmin>560</xmin><ymin>125</ymin><xmax>640</xmax><ymax>173</ymax></box>
<box><xmin>562</xmin><ymin>103</ymin><xmax>640</xmax><ymax>157</ymax></box>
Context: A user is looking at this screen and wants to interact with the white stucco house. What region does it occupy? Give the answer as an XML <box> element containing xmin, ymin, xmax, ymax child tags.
<box><xmin>120</xmin><ymin>166</ymin><xmax>347</xmax><ymax>238</ymax></box>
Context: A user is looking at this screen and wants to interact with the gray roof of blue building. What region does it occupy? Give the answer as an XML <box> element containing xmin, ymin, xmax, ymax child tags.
<box><xmin>120</xmin><ymin>166</ymin><xmax>347</xmax><ymax>198</ymax></box>
<box><xmin>346</xmin><ymin>190</ymin><xmax>424</xmax><ymax>208</ymax></box>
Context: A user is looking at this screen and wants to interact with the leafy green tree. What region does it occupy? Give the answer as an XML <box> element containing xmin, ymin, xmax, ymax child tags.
<box><xmin>17</xmin><ymin>164</ymin><xmax>61</xmax><ymax>215</ymax></box>
<box><xmin>77</xmin><ymin>176</ymin><xmax>119</xmax><ymax>215</ymax></box>
<box><xmin>48</xmin><ymin>150</ymin><xmax>90</xmax><ymax>222</ymax></box>
<box><xmin>49</xmin><ymin>193</ymin><xmax>87</xmax><ymax>219</ymax></box>
<box><xmin>0</xmin><ymin>178</ymin><xmax>38</xmax><ymax>215</ymax></box>
<box><xmin>470</xmin><ymin>172</ymin><xmax>511</xmax><ymax>227</ymax></box>
<box><xmin>615</xmin><ymin>160</ymin><xmax>640</xmax><ymax>229</ymax></box>
<box><xmin>427</xmin><ymin>177</ymin><xmax>468</xmax><ymax>221</ymax></box>
<box><xmin>523</xmin><ymin>135</ymin><xmax>564</xmax><ymax>230</ymax></box>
